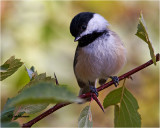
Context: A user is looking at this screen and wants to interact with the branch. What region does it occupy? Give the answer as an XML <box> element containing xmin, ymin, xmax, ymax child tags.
<box><xmin>22</xmin><ymin>53</ymin><xmax>160</xmax><ymax>128</ymax></box>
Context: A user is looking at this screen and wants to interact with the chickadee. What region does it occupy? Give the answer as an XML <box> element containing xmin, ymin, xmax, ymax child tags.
<box><xmin>70</xmin><ymin>12</ymin><xmax>126</xmax><ymax>98</ymax></box>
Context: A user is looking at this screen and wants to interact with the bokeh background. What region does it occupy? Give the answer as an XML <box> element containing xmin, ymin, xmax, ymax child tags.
<box><xmin>1</xmin><ymin>1</ymin><xmax>159</xmax><ymax>127</ymax></box>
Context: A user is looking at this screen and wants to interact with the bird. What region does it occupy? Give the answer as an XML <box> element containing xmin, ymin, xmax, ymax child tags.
<box><xmin>70</xmin><ymin>12</ymin><xmax>126</xmax><ymax>99</ymax></box>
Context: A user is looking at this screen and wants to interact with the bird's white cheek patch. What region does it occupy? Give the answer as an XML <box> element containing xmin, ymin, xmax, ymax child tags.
<box><xmin>81</xmin><ymin>13</ymin><xmax>109</xmax><ymax>37</ymax></box>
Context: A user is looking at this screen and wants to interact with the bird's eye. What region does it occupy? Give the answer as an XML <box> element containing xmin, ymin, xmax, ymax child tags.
<box><xmin>81</xmin><ymin>25</ymin><xmax>87</xmax><ymax>30</ymax></box>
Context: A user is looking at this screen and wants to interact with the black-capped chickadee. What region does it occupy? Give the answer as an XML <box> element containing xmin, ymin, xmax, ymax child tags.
<box><xmin>70</xmin><ymin>12</ymin><xmax>126</xmax><ymax>98</ymax></box>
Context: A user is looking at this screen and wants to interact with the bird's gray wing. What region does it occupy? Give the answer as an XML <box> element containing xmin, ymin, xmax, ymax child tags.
<box><xmin>73</xmin><ymin>46</ymin><xmax>79</xmax><ymax>68</ymax></box>
<box><xmin>73</xmin><ymin>46</ymin><xmax>95</xmax><ymax>96</ymax></box>
<box><xmin>73</xmin><ymin>46</ymin><xmax>86</xmax><ymax>88</ymax></box>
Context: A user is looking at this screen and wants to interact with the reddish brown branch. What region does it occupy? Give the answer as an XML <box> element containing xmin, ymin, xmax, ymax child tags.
<box><xmin>22</xmin><ymin>53</ymin><xmax>159</xmax><ymax>128</ymax></box>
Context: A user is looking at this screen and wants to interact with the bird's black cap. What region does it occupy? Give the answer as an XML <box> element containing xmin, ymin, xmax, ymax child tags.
<box><xmin>70</xmin><ymin>12</ymin><xmax>95</xmax><ymax>38</ymax></box>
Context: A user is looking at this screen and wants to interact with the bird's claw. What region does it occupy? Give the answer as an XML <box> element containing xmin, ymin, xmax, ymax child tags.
<box><xmin>110</xmin><ymin>76</ymin><xmax>119</xmax><ymax>87</ymax></box>
<box><xmin>89</xmin><ymin>85</ymin><xmax>98</xmax><ymax>97</ymax></box>
<box><xmin>88</xmin><ymin>82</ymin><xmax>104</xmax><ymax>112</ymax></box>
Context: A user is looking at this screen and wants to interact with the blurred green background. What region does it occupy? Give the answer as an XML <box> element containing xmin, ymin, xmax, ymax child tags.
<box><xmin>1</xmin><ymin>1</ymin><xmax>159</xmax><ymax>127</ymax></box>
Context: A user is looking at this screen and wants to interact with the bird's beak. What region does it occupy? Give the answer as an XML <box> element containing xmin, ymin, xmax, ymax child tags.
<box><xmin>74</xmin><ymin>36</ymin><xmax>81</xmax><ymax>42</ymax></box>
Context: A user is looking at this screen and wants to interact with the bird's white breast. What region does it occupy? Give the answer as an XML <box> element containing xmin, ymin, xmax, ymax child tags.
<box><xmin>75</xmin><ymin>31</ymin><xmax>126</xmax><ymax>83</ymax></box>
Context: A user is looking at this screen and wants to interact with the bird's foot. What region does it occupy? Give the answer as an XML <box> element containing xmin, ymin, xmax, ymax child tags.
<box><xmin>89</xmin><ymin>82</ymin><xmax>104</xmax><ymax>112</ymax></box>
<box><xmin>110</xmin><ymin>76</ymin><xmax>119</xmax><ymax>87</ymax></box>
<box><xmin>89</xmin><ymin>84</ymin><xmax>98</xmax><ymax>97</ymax></box>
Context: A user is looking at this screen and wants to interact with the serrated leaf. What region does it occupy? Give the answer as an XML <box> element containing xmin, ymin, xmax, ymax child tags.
<box><xmin>103</xmin><ymin>87</ymin><xmax>122</xmax><ymax>108</ymax></box>
<box><xmin>1</xmin><ymin>121</ymin><xmax>20</xmax><ymax>128</ymax></box>
<box><xmin>19</xmin><ymin>72</ymin><xmax>55</xmax><ymax>92</ymax></box>
<box><xmin>0</xmin><ymin>64</ymin><xmax>9</xmax><ymax>72</ymax></box>
<box><xmin>0</xmin><ymin>56</ymin><xmax>23</xmax><ymax>81</ymax></box>
<box><xmin>3</xmin><ymin>98</ymin><xmax>13</xmax><ymax>110</ymax></box>
<box><xmin>17</xmin><ymin>69</ymin><xmax>55</xmax><ymax>114</ymax></box>
<box><xmin>1</xmin><ymin>98</ymin><xmax>25</xmax><ymax>122</ymax></box>
<box><xmin>135</xmin><ymin>12</ymin><xmax>156</xmax><ymax>65</ymax></box>
<box><xmin>8</xmin><ymin>82</ymin><xmax>83</xmax><ymax>107</ymax></box>
<box><xmin>78</xmin><ymin>106</ymin><xmax>92</xmax><ymax>128</ymax></box>
<box><xmin>18</xmin><ymin>103</ymin><xmax>49</xmax><ymax>114</ymax></box>
<box><xmin>103</xmin><ymin>87</ymin><xmax>141</xmax><ymax>127</ymax></box>
<box><xmin>1</xmin><ymin>98</ymin><xmax>15</xmax><ymax>122</ymax></box>
<box><xmin>1</xmin><ymin>107</ymin><xmax>15</xmax><ymax>122</ymax></box>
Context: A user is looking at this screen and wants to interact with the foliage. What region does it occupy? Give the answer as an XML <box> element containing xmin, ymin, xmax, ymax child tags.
<box><xmin>1</xmin><ymin>11</ymin><xmax>158</xmax><ymax>127</ymax></box>
<box><xmin>8</xmin><ymin>82</ymin><xmax>82</xmax><ymax>107</ymax></box>
<box><xmin>0</xmin><ymin>56</ymin><xmax>23</xmax><ymax>81</ymax></box>
<box><xmin>1</xmin><ymin>106</ymin><xmax>15</xmax><ymax>122</ymax></box>
<box><xmin>135</xmin><ymin>12</ymin><xmax>156</xmax><ymax>65</ymax></box>
<box><xmin>1</xmin><ymin>121</ymin><xmax>20</xmax><ymax>128</ymax></box>
<box><xmin>1</xmin><ymin>98</ymin><xmax>24</xmax><ymax>127</ymax></box>
<box><xmin>103</xmin><ymin>85</ymin><xmax>141</xmax><ymax>127</ymax></box>
<box><xmin>17</xmin><ymin>104</ymin><xmax>49</xmax><ymax>114</ymax></box>
<box><xmin>77</xmin><ymin>12</ymin><xmax>156</xmax><ymax>128</ymax></box>
<box><xmin>78</xmin><ymin>106</ymin><xmax>92</xmax><ymax>128</ymax></box>
<box><xmin>1</xmin><ymin>58</ymin><xmax>82</xmax><ymax>127</ymax></box>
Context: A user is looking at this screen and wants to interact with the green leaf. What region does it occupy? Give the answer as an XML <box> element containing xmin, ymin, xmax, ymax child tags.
<box><xmin>103</xmin><ymin>87</ymin><xmax>122</xmax><ymax>108</ymax></box>
<box><xmin>0</xmin><ymin>64</ymin><xmax>9</xmax><ymax>72</ymax></box>
<box><xmin>1</xmin><ymin>98</ymin><xmax>15</xmax><ymax>122</ymax></box>
<box><xmin>19</xmin><ymin>71</ymin><xmax>56</xmax><ymax>92</ymax></box>
<box><xmin>135</xmin><ymin>12</ymin><xmax>156</xmax><ymax>65</ymax></box>
<box><xmin>17</xmin><ymin>68</ymin><xmax>56</xmax><ymax>114</ymax></box>
<box><xmin>1</xmin><ymin>121</ymin><xmax>20</xmax><ymax>128</ymax></box>
<box><xmin>103</xmin><ymin>87</ymin><xmax>141</xmax><ymax>127</ymax></box>
<box><xmin>1</xmin><ymin>107</ymin><xmax>15</xmax><ymax>122</ymax></box>
<box><xmin>18</xmin><ymin>103</ymin><xmax>49</xmax><ymax>114</ymax></box>
<box><xmin>8</xmin><ymin>82</ymin><xmax>83</xmax><ymax>107</ymax></box>
<box><xmin>114</xmin><ymin>105</ymin><xmax>119</xmax><ymax>125</ymax></box>
<box><xmin>3</xmin><ymin>98</ymin><xmax>14</xmax><ymax>110</ymax></box>
<box><xmin>78</xmin><ymin>106</ymin><xmax>92</xmax><ymax>128</ymax></box>
<box><xmin>0</xmin><ymin>56</ymin><xmax>23</xmax><ymax>81</ymax></box>
<box><xmin>1</xmin><ymin>98</ymin><xmax>25</xmax><ymax>122</ymax></box>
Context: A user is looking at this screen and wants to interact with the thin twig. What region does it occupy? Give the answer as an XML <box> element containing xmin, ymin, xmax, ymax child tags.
<box><xmin>54</xmin><ymin>73</ymin><xmax>59</xmax><ymax>85</ymax></box>
<box><xmin>22</xmin><ymin>53</ymin><xmax>159</xmax><ymax>128</ymax></box>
